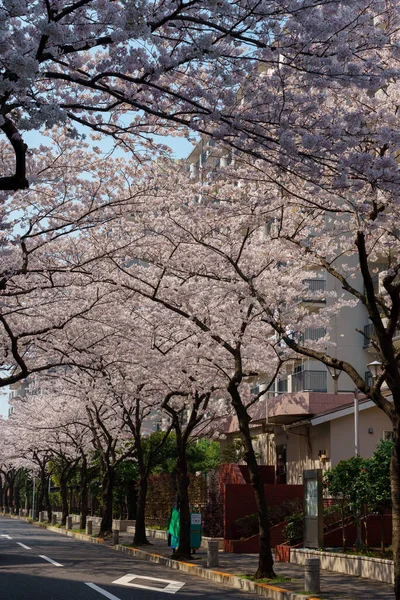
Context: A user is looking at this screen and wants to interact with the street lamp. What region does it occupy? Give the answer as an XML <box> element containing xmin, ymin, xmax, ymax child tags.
<box><xmin>367</xmin><ymin>360</ymin><xmax>383</xmax><ymax>381</ymax></box>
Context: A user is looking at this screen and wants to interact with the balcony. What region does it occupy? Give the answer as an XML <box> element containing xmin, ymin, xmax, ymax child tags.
<box><xmin>292</xmin><ymin>370</ymin><xmax>327</xmax><ymax>393</ymax></box>
<box><xmin>298</xmin><ymin>279</ymin><xmax>326</xmax><ymax>307</ymax></box>
<box><xmin>277</xmin><ymin>378</ymin><xmax>288</xmax><ymax>393</ymax></box>
<box><xmin>363</xmin><ymin>322</ymin><xmax>400</xmax><ymax>349</ymax></box>
<box><xmin>363</xmin><ymin>323</ymin><xmax>375</xmax><ymax>348</ymax></box>
<box><xmin>298</xmin><ymin>327</ymin><xmax>327</xmax><ymax>343</ymax></box>
<box><xmin>266</xmin><ymin>390</ymin><xmax>354</xmax><ymax>424</ymax></box>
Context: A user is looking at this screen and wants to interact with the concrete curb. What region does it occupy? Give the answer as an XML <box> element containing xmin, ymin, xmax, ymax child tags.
<box><xmin>4</xmin><ymin>515</ymin><xmax>320</xmax><ymax>600</ymax></box>
<box><xmin>116</xmin><ymin>544</ymin><xmax>320</xmax><ymax>600</ymax></box>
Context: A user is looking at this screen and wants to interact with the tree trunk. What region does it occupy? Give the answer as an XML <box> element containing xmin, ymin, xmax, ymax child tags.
<box><xmin>174</xmin><ymin>448</ymin><xmax>192</xmax><ymax>560</ymax></box>
<box><xmin>60</xmin><ymin>476</ymin><xmax>69</xmax><ymax>526</ymax></box>
<box><xmin>229</xmin><ymin>383</ymin><xmax>275</xmax><ymax>579</ymax></box>
<box><xmin>14</xmin><ymin>477</ymin><xmax>20</xmax><ymax>514</ymax></box>
<box><xmin>38</xmin><ymin>470</ymin><xmax>46</xmax><ymax>514</ymax></box>
<box><xmin>24</xmin><ymin>479</ymin><xmax>29</xmax><ymax>513</ymax></box>
<box><xmin>99</xmin><ymin>467</ymin><xmax>115</xmax><ymax>537</ymax></box>
<box><xmin>44</xmin><ymin>476</ymin><xmax>52</xmax><ymax>523</ymax></box>
<box><xmin>79</xmin><ymin>457</ymin><xmax>88</xmax><ymax>530</ymax></box>
<box><xmin>8</xmin><ymin>475</ymin><xmax>14</xmax><ymax>512</ymax></box>
<box><xmin>127</xmin><ymin>487</ymin><xmax>136</xmax><ymax>520</ymax></box>
<box><xmin>391</xmin><ymin>419</ymin><xmax>400</xmax><ymax>599</ymax></box>
<box><xmin>134</xmin><ymin>477</ymin><xmax>149</xmax><ymax>546</ymax></box>
<box><xmin>3</xmin><ymin>481</ymin><xmax>9</xmax><ymax>513</ymax></box>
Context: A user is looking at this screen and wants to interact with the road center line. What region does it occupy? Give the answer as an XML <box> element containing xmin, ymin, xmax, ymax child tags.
<box><xmin>17</xmin><ymin>542</ymin><xmax>31</xmax><ymax>549</ymax></box>
<box><xmin>84</xmin><ymin>583</ymin><xmax>122</xmax><ymax>600</ymax></box>
<box><xmin>39</xmin><ymin>555</ymin><xmax>63</xmax><ymax>567</ymax></box>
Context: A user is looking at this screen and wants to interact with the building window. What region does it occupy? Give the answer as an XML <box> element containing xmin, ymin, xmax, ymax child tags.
<box><xmin>277</xmin><ymin>378</ymin><xmax>288</xmax><ymax>393</ymax></box>
<box><xmin>382</xmin><ymin>430</ymin><xmax>395</xmax><ymax>441</ymax></box>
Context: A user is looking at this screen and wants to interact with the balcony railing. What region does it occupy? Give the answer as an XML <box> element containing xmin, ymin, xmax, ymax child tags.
<box><xmin>298</xmin><ymin>327</ymin><xmax>327</xmax><ymax>342</ymax></box>
<box><xmin>299</xmin><ymin>279</ymin><xmax>326</xmax><ymax>304</ymax></box>
<box><xmin>363</xmin><ymin>322</ymin><xmax>400</xmax><ymax>347</ymax></box>
<box><xmin>303</xmin><ymin>279</ymin><xmax>326</xmax><ymax>292</ymax></box>
<box><xmin>363</xmin><ymin>323</ymin><xmax>374</xmax><ymax>347</ymax></box>
<box><xmin>292</xmin><ymin>370</ymin><xmax>327</xmax><ymax>393</ymax></box>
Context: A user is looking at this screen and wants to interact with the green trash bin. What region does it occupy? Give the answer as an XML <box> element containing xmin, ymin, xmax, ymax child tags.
<box><xmin>190</xmin><ymin>512</ymin><xmax>202</xmax><ymax>551</ymax></box>
<box><xmin>168</xmin><ymin>507</ymin><xmax>180</xmax><ymax>550</ymax></box>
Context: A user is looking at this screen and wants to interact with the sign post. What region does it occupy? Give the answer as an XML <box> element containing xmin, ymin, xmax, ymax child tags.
<box><xmin>303</xmin><ymin>469</ymin><xmax>324</xmax><ymax>549</ymax></box>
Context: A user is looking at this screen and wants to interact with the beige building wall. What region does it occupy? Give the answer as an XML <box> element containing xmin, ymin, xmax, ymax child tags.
<box><xmin>274</xmin><ymin>423</ymin><xmax>331</xmax><ymax>485</ymax></box>
<box><xmin>330</xmin><ymin>405</ymin><xmax>392</xmax><ymax>466</ymax></box>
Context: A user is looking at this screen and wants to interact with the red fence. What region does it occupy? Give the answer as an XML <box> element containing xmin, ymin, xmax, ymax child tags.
<box><xmin>223</xmin><ymin>483</ymin><xmax>303</xmax><ymax>540</ymax></box>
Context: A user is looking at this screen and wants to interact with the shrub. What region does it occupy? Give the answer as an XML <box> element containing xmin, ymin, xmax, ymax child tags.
<box><xmin>235</xmin><ymin>513</ymin><xmax>258</xmax><ymax>539</ymax></box>
<box><xmin>234</xmin><ymin>499</ymin><xmax>303</xmax><ymax>540</ymax></box>
<box><xmin>283</xmin><ymin>513</ymin><xmax>303</xmax><ymax>545</ymax></box>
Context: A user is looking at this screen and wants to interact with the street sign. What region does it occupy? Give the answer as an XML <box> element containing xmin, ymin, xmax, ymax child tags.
<box><xmin>303</xmin><ymin>469</ymin><xmax>324</xmax><ymax>549</ymax></box>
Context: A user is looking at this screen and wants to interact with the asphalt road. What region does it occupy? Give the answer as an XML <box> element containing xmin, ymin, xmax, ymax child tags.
<box><xmin>0</xmin><ymin>516</ymin><xmax>261</xmax><ymax>600</ymax></box>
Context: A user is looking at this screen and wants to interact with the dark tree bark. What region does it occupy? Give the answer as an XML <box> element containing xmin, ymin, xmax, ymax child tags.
<box><xmin>118</xmin><ymin>389</ymin><xmax>172</xmax><ymax>547</ymax></box>
<box><xmin>134</xmin><ymin>477</ymin><xmax>148</xmax><ymax>546</ymax></box>
<box><xmin>60</xmin><ymin>475</ymin><xmax>69</xmax><ymax>526</ymax></box>
<box><xmin>14</xmin><ymin>472</ymin><xmax>21</xmax><ymax>514</ymax></box>
<box><xmin>162</xmin><ymin>390</ymin><xmax>210</xmax><ymax>561</ymax></box>
<box><xmin>79</xmin><ymin>456</ymin><xmax>89</xmax><ymax>530</ymax></box>
<box><xmin>44</xmin><ymin>475</ymin><xmax>52</xmax><ymax>523</ymax></box>
<box><xmin>99</xmin><ymin>466</ymin><xmax>115</xmax><ymax>537</ymax></box>
<box><xmin>7</xmin><ymin>472</ymin><xmax>15</xmax><ymax>512</ymax></box>
<box><xmin>174</xmin><ymin>445</ymin><xmax>191</xmax><ymax>559</ymax></box>
<box><xmin>228</xmin><ymin>379</ymin><xmax>275</xmax><ymax>579</ymax></box>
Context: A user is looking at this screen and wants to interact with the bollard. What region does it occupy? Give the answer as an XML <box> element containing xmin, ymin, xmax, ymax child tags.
<box><xmin>304</xmin><ymin>558</ymin><xmax>321</xmax><ymax>594</ymax></box>
<box><xmin>19</xmin><ymin>508</ymin><xmax>23</xmax><ymax>517</ymax></box>
<box><xmin>112</xmin><ymin>529</ymin><xmax>119</xmax><ymax>545</ymax></box>
<box><xmin>38</xmin><ymin>511</ymin><xmax>44</xmax><ymax>523</ymax></box>
<box><xmin>207</xmin><ymin>539</ymin><xmax>219</xmax><ymax>568</ymax></box>
<box><xmin>86</xmin><ymin>520</ymin><xmax>93</xmax><ymax>536</ymax></box>
<box><xmin>51</xmin><ymin>514</ymin><xmax>57</xmax><ymax>526</ymax></box>
<box><xmin>66</xmin><ymin>516</ymin><xmax>72</xmax><ymax>530</ymax></box>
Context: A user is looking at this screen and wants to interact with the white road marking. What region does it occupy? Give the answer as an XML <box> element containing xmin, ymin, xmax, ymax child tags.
<box><xmin>85</xmin><ymin>583</ymin><xmax>122</xmax><ymax>600</ymax></box>
<box><xmin>112</xmin><ymin>574</ymin><xmax>185</xmax><ymax>594</ymax></box>
<box><xmin>0</xmin><ymin>534</ymin><xmax>12</xmax><ymax>539</ymax></box>
<box><xmin>17</xmin><ymin>542</ymin><xmax>31</xmax><ymax>549</ymax></box>
<box><xmin>39</xmin><ymin>555</ymin><xmax>63</xmax><ymax>567</ymax></box>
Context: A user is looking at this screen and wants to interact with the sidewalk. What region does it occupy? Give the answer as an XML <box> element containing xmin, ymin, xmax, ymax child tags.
<box><xmin>114</xmin><ymin>530</ymin><xmax>394</xmax><ymax>600</ymax></box>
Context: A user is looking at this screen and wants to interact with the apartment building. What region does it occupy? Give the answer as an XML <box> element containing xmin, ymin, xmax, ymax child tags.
<box><xmin>187</xmin><ymin>136</ymin><xmax>394</xmax><ymax>480</ymax></box>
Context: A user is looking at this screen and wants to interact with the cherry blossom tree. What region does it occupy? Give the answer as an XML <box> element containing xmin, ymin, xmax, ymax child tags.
<box><xmin>84</xmin><ymin>184</ymin><xmax>295</xmax><ymax>575</ymax></box>
<box><xmin>0</xmin><ymin>128</ymin><xmax>156</xmax><ymax>388</ymax></box>
<box><xmin>1</xmin><ymin>1</ymin><xmax>398</xmax><ymax>190</ymax></box>
<box><xmin>118</xmin><ymin>141</ymin><xmax>400</xmax><ymax>593</ymax></box>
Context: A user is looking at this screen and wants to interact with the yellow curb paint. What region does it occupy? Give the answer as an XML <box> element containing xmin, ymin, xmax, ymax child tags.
<box><xmin>258</xmin><ymin>583</ymin><xmax>289</xmax><ymax>592</ymax></box>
